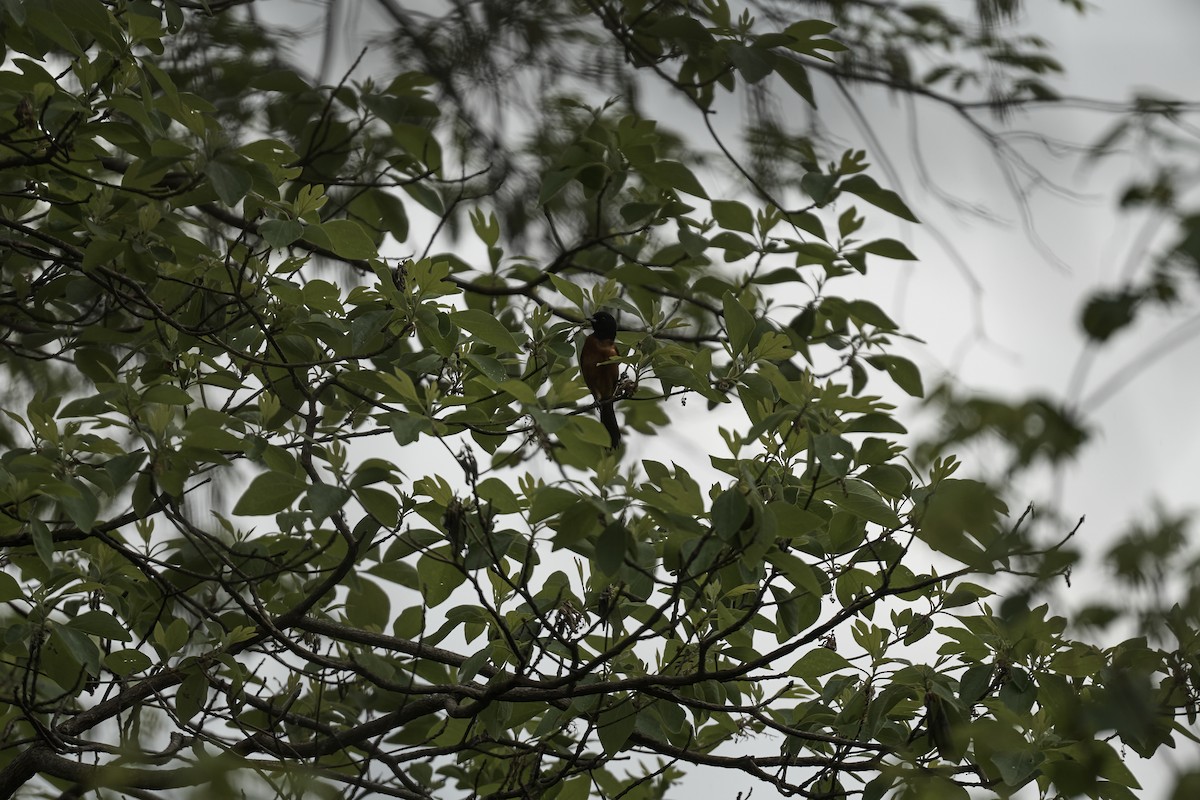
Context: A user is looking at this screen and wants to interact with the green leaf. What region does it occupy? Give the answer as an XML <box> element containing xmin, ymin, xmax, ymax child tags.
<box><xmin>773</xmin><ymin>552</ymin><xmax>825</xmax><ymax>598</ymax></box>
<box><xmin>418</xmin><ymin>550</ymin><xmax>464</xmax><ymax>607</ymax></box>
<box><xmin>176</xmin><ymin>667</ymin><xmax>209</xmax><ymax>722</ymax></box>
<box><xmin>538</xmin><ymin>166</ymin><xmax>581</xmax><ymax>205</ymax></box>
<box><xmin>846</xmin><ymin>300</ymin><xmax>898</xmax><ymax>330</ymax></box>
<box><xmin>345</xmin><ymin>577</ymin><xmax>391</xmax><ymax>630</ymax></box>
<box><xmin>451</xmin><ymin>309</ymin><xmax>521</xmax><ymax>354</ymax></box>
<box><xmin>729</xmin><ymin>44</ymin><xmax>774</xmax><ymax>83</ymax></box>
<box><xmin>307</xmin><ymin>483</ymin><xmax>351</xmax><ymax>523</ymax></box>
<box><xmin>754</xmin><ymin>331</ymin><xmax>795</xmax><ymax>361</ymax></box>
<box><xmin>476</xmin><ymin>478</ymin><xmax>520</xmax><ymax>513</ymax></box>
<box><xmin>992</xmin><ymin>749</ymin><xmax>1044</xmax><ymax>787</ymax></box>
<box><xmin>712</xmin><ymin>200</ymin><xmax>755</xmax><ymax>234</ymax></box>
<box><xmin>786</xmin><ymin>210</ymin><xmax>827</xmax><ymax>240</ymax></box>
<box><xmin>784</xmin><ymin>20</ymin><xmax>839</xmax><ymax>42</ymax></box>
<box><xmin>233</xmin><ymin>472</ymin><xmax>307</xmax><ymax>516</ymax></box>
<box><xmin>865</xmin><ymin>354</ymin><xmax>924</xmax><ymax>397</ymax></box>
<box><xmin>404</xmin><ymin>180</ymin><xmax>445</xmax><ymax>214</ymax></box>
<box><xmin>27</xmin><ymin>6</ymin><xmax>84</xmax><ymax>53</ymax></box>
<box><xmin>142</xmin><ymin>384</ymin><xmax>194</xmax><ymax>405</ymax></box>
<box><xmin>548</xmin><ymin>275</ymin><xmax>586</xmax><ymax>311</ymax></box>
<box><xmin>773</xmin><ymin>56</ymin><xmax>816</xmax><ymax>107</ymax></box>
<box><xmin>597</xmin><ymin>704</ymin><xmax>638</xmax><ymax>755</ymax></box>
<box><xmin>309</xmin><ymin>219</ymin><xmax>377</xmax><ymax>259</ymax></box>
<box><xmin>356</xmin><ymin>487</ymin><xmax>401</xmax><ymax>528</ymax></box>
<box><xmin>767</xmin><ymin>502</ymin><xmax>824</xmax><ymax>540</ymax></box>
<box><xmin>375</xmin><ymin>189</ymin><xmax>410</xmax><ymax>242</ymax></box>
<box><xmin>156</xmin><ymin>618</ymin><xmax>191</xmax><ymax>655</ymax></box>
<box><xmin>73</xmin><ymin>346</ymin><xmax>119</xmax><ymax>385</ymax></box>
<box><xmin>104</xmin><ymin>452</ymin><xmax>147</xmax><ymax>491</ymax></box>
<box><xmin>800</xmin><ymin>171</ymin><xmax>838</xmax><ymax>205</ymax></box>
<box><xmin>959</xmin><ymin>663</ymin><xmax>995</xmax><ymax>703</ymax></box>
<box><xmin>712</xmin><ymin>489</ymin><xmax>749</xmax><ymax>537</ymax></box>
<box><xmin>859</xmin><ymin>464</ymin><xmax>910</xmax><ymax>498</ymax></box>
<box><xmin>260</xmin><ymin>218</ymin><xmax>304</xmax><ymax>248</ymax></box>
<box><xmin>53</xmin><ymin>626</ymin><xmax>100</xmax><ymax>676</ymax></box>
<box><xmin>0</xmin><ymin>571</ymin><xmax>23</xmax><ymax>602</ymax></box>
<box><xmin>812</xmin><ymin>432</ymin><xmax>855</xmax><ymax>478</ymax></box>
<box><xmin>840</xmin><ymin>174</ymin><xmax>919</xmax><ymax>223</ymax></box>
<box><xmin>845</xmin><ymin>413</ymin><xmax>907</xmax><ymax>434</ymax></box>
<box><xmin>926</xmin><ymin>692</ymin><xmax>967</xmax><ymax>762</ymax></box>
<box><xmin>821</xmin><ymin>479</ymin><xmax>901</xmax><ymax>528</ymax></box>
<box><xmin>67</xmin><ymin>610</ymin><xmax>132</xmax><ymax>642</ymax></box>
<box><xmin>391</xmin><ymin>122</ymin><xmax>443</xmax><ymax>171</ymax></box>
<box><xmin>53</xmin><ymin>0</ymin><xmax>114</xmax><ymax>39</ymax></box>
<box><xmin>530</xmin><ymin>487</ymin><xmax>577</xmax><ymax>523</ymax></box>
<box><xmin>558</xmin><ymin>777</ymin><xmax>591</xmax><ymax>800</ymax></box>
<box><xmin>859</xmin><ymin>238</ymin><xmax>917</xmax><ymax>260</ymax></box>
<box><xmin>788</xmin><ymin>647</ymin><xmax>852</xmax><ymax>679</ymax></box>
<box><xmin>458</xmin><ymin>355</ymin><xmax>501</xmax><ymax>386</ymax></box>
<box><xmin>59</xmin><ymin>478</ymin><xmax>99</xmax><ymax>532</ymax></box>
<box><xmin>754</xmin><ymin>267</ymin><xmax>804</xmax><ymax>286</ymax></box>
<box><xmin>643</xmin><ymin>160</ymin><xmax>708</xmax><ymax>198</ymax></box>
<box><xmin>206</xmin><ymin>159</ymin><xmax>252</xmax><ymax>206</ymax></box>
<box><xmin>105</xmin><ymin>649</ymin><xmax>152</xmax><ymax>677</ymax></box>
<box><xmin>723</xmin><ymin>293</ymin><xmax>756</xmax><ymax>355</ymax></box>
<box><xmin>59</xmin><ymin>395</ymin><xmax>112</xmax><ymax>417</ymax></box>
<box><xmin>645</xmin><ymin>13</ymin><xmax>710</xmax><ymax>42</ymax></box>
<box><xmin>82</xmin><ymin>238</ymin><xmax>124</xmax><ymax>273</ymax></box>
<box><xmin>596</xmin><ymin>522</ymin><xmax>627</xmax><ymax>577</ymax></box>
<box><xmin>498</xmin><ymin>379</ymin><xmax>537</xmax><ymax>405</ymax></box>
<box><xmin>250</xmin><ymin>69</ymin><xmax>312</xmax><ymax>93</ymax></box>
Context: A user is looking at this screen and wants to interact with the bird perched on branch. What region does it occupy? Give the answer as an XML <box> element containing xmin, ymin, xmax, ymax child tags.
<box><xmin>580</xmin><ymin>311</ymin><xmax>622</xmax><ymax>449</ymax></box>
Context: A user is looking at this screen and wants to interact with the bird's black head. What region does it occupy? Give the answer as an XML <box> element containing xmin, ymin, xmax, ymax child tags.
<box><xmin>589</xmin><ymin>311</ymin><xmax>617</xmax><ymax>340</ymax></box>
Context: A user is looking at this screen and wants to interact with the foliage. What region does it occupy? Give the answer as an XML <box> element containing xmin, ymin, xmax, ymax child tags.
<box><xmin>1077</xmin><ymin>94</ymin><xmax>1200</xmax><ymax>347</ymax></box>
<box><xmin>0</xmin><ymin>1</ymin><xmax>1197</xmax><ymax>799</ymax></box>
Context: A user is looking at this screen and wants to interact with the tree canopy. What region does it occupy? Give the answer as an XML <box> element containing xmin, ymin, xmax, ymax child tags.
<box><xmin>0</xmin><ymin>1</ymin><xmax>1198</xmax><ymax>799</ymax></box>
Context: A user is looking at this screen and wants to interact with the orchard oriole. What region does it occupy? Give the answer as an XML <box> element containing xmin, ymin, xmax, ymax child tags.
<box><xmin>581</xmin><ymin>311</ymin><xmax>622</xmax><ymax>449</ymax></box>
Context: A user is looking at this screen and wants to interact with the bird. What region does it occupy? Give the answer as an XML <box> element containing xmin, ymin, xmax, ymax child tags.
<box><xmin>580</xmin><ymin>311</ymin><xmax>622</xmax><ymax>449</ymax></box>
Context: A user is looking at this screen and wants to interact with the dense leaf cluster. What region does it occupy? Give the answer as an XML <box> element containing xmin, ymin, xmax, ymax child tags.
<box><xmin>0</xmin><ymin>2</ymin><xmax>1197</xmax><ymax>799</ymax></box>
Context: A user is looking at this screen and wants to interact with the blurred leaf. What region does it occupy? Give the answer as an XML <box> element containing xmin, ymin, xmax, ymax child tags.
<box><xmin>1081</xmin><ymin>291</ymin><xmax>1138</xmax><ymax>342</ymax></box>
<box><xmin>916</xmin><ymin>479</ymin><xmax>1008</xmax><ymax>568</ymax></box>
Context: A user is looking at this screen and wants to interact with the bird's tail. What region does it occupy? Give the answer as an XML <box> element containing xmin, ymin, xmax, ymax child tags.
<box><xmin>599</xmin><ymin>401</ymin><xmax>621</xmax><ymax>449</ymax></box>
